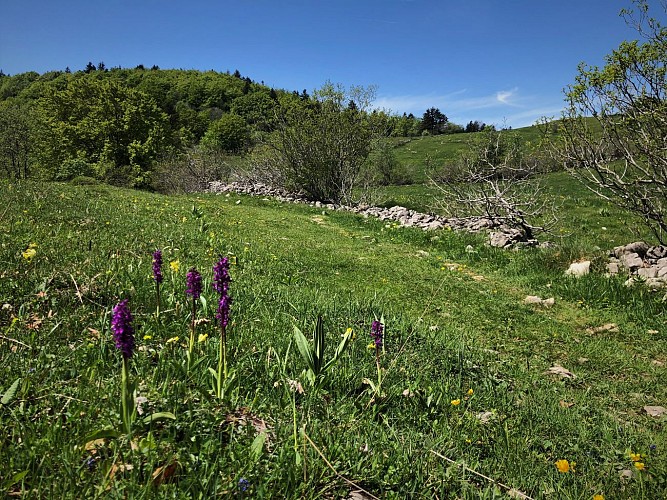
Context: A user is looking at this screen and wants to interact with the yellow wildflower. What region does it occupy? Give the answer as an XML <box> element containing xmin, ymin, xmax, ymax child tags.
<box><xmin>451</xmin><ymin>399</ymin><xmax>461</xmax><ymax>406</ymax></box>
<box><xmin>467</xmin><ymin>389</ymin><xmax>474</xmax><ymax>396</ymax></box>
<box><xmin>555</xmin><ymin>459</ymin><xmax>574</xmax><ymax>473</ymax></box>
<box><xmin>367</xmin><ymin>342</ymin><xmax>376</xmax><ymax>350</ymax></box>
<box><xmin>170</xmin><ymin>260</ymin><xmax>180</xmax><ymax>273</ymax></box>
<box><xmin>143</xmin><ymin>335</ymin><xmax>152</xmax><ymax>340</ymax></box>
<box><xmin>22</xmin><ymin>243</ymin><xmax>37</xmax><ymax>260</ymax></box>
<box><xmin>343</xmin><ymin>327</ymin><xmax>355</xmax><ymax>340</ymax></box>
<box><xmin>198</xmin><ymin>333</ymin><xmax>208</xmax><ymax>343</ymax></box>
<box><xmin>593</xmin><ymin>495</ymin><xmax>604</xmax><ymax>500</ymax></box>
<box><xmin>629</xmin><ymin>452</ymin><xmax>641</xmax><ymax>462</ymax></box>
<box><xmin>634</xmin><ymin>462</ymin><xmax>645</xmax><ymax>471</ymax></box>
<box><xmin>166</xmin><ymin>336</ymin><xmax>180</xmax><ymax>344</ymax></box>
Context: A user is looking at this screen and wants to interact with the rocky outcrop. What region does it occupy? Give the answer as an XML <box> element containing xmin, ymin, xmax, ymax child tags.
<box><xmin>608</xmin><ymin>241</ymin><xmax>667</xmax><ymax>289</ymax></box>
<box><xmin>207</xmin><ymin>181</ymin><xmax>542</xmax><ymax>248</ymax></box>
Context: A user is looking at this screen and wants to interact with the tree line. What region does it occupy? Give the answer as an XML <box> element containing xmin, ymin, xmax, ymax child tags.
<box><xmin>0</xmin><ymin>64</ymin><xmax>486</xmax><ymax>188</ymax></box>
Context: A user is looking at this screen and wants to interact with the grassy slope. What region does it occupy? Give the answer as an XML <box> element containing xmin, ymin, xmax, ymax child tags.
<box><xmin>1</xmin><ymin>180</ymin><xmax>666</xmax><ymax>498</ymax></box>
<box><xmin>391</xmin><ymin>126</ymin><xmax>546</xmax><ymax>184</ymax></box>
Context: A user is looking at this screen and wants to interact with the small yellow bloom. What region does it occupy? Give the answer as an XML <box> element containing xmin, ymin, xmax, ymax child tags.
<box><xmin>634</xmin><ymin>462</ymin><xmax>645</xmax><ymax>471</ymax></box>
<box><xmin>367</xmin><ymin>342</ymin><xmax>376</xmax><ymax>350</ymax></box>
<box><xmin>198</xmin><ymin>333</ymin><xmax>208</xmax><ymax>343</ymax></box>
<box><xmin>555</xmin><ymin>459</ymin><xmax>574</xmax><ymax>473</ymax></box>
<box><xmin>451</xmin><ymin>399</ymin><xmax>461</xmax><ymax>406</ymax></box>
<box><xmin>593</xmin><ymin>495</ymin><xmax>604</xmax><ymax>500</ymax></box>
<box><xmin>170</xmin><ymin>260</ymin><xmax>180</xmax><ymax>273</ymax></box>
<box><xmin>22</xmin><ymin>248</ymin><xmax>37</xmax><ymax>260</ymax></box>
<box><xmin>166</xmin><ymin>336</ymin><xmax>180</xmax><ymax>344</ymax></box>
<box><xmin>143</xmin><ymin>335</ymin><xmax>152</xmax><ymax>340</ymax></box>
<box><xmin>467</xmin><ymin>389</ymin><xmax>474</xmax><ymax>396</ymax></box>
<box><xmin>22</xmin><ymin>243</ymin><xmax>37</xmax><ymax>260</ymax></box>
<box><xmin>629</xmin><ymin>452</ymin><xmax>641</xmax><ymax>462</ymax></box>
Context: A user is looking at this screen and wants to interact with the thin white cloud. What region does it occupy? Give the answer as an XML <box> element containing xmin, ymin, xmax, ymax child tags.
<box><xmin>373</xmin><ymin>88</ymin><xmax>565</xmax><ymax>129</ymax></box>
<box><xmin>496</xmin><ymin>87</ymin><xmax>519</xmax><ymax>106</ymax></box>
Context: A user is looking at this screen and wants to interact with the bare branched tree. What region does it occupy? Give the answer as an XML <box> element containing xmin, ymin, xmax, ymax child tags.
<box><xmin>433</xmin><ymin>127</ymin><xmax>557</xmax><ymax>241</ymax></box>
<box><xmin>557</xmin><ymin>0</ymin><xmax>667</xmax><ymax>244</ymax></box>
<box><xmin>152</xmin><ymin>147</ymin><xmax>233</xmax><ymax>194</ymax></box>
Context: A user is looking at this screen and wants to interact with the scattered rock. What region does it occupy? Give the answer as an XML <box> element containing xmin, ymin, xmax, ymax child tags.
<box><xmin>607</xmin><ymin>261</ymin><xmax>620</xmax><ymax>275</ymax></box>
<box><xmin>544</xmin><ymin>365</ymin><xmax>576</xmax><ymax>379</ymax></box>
<box><xmin>565</xmin><ymin>261</ymin><xmax>591</xmax><ymax>277</ymax></box>
<box><xmin>523</xmin><ymin>295</ymin><xmax>555</xmax><ymax>307</ymax></box>
<box><xmin>475</xmin><ymin>411</ymin><xmax>495</xmax><ymax>424</ymax></box>
<box><xmin>586</xmin><ymin>323</ymin><xmax>619</xmax><ymax>334</ymax></box>
<box><xmin>619</xmin><ymin>469</ymin><xmax>634</xmax><ymax>481</ymax></box>
<box><xmin>644</xmin><ymin>405</ymin><xmax>666</xmax><ymax>417</ymax></box>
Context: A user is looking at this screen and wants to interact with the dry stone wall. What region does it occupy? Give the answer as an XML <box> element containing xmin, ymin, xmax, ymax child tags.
<box><xmin>207</xmin><ymin>181</ymin><xmax>539</xmax><ymax>248</ymax></box>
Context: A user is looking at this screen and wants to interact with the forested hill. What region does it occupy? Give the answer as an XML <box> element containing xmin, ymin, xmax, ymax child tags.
<box><xmin>0</xmin><ymin>66</ymin><xmax>427</xmax><ymax>187</ymax></box>
<box><xmin>0</xmin><ymin>67</ymin><xmax>293</xmax><ymax>180</ymax></box>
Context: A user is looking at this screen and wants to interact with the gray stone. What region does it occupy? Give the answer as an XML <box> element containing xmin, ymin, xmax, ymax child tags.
<box><xmin>646</xmin><ymin>277</ymin><xmax>667</xmax><ymax>290</ymax></box>
<box><xmin>646</xmin><ymin>245</ymin><xmax>667</xmax><ymax>261</ymax></box>
<box><xmin>607</xmin><ymin>262</ymin><xmax>620</xmax><ymax>275</ymax></box>
<box><xmin>489</xmin><ymin>232</ymin><xmax>512</xmax><ymax>248</ymax></box>
<box><xmin>565</xmin><ymin>261</ymin><xmax>591</xmax><ymax>277</ymax></box>
<box><xmin>614</xmin><ymin>241</ymin><xmax>649</xmax><ymax>259</ymax></box>
<box><xmin>620</xmin><ymin>252</ymin><xmax>644</xmax><ymax>270</ymax></box>
<box><xmin>425</xmin><ymin>220</ymin><xmax>444</xmax><ymax>231</ymax></box>
<box><xmin>637</xmin><ymin>266</ymin><xmax>659</xmax><ymax>279</ymax></box>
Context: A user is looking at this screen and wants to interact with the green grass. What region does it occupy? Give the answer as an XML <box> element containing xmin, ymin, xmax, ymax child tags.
<box><xmin>391</xmin><ymin>125</ymin><xmax>547</xmax><ymax>183</ymax></box>
<box><xmin>1</xmin><ymin>179</ymin><xmax>666</xmax><ymax>498</ymax></box>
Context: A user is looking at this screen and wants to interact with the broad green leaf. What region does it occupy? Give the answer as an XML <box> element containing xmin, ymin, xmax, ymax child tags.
<box><xmin>293</xmin><ymin>326</ymin><xmax>314</xmax><ymax>372</ymax></box>
<box><xmin>142</xmin><ymin>412</ymin><xmax>176</xmax><ymax>425</ymax></box>
<box><xmin>84</xmin><ymin>428</ymin><xmax>122</xmax><ymax>442</ymax></box>
<box><xmin>2</xmin><ymin>470</ymin><xmax>28</xmax><ymax>490</ymax></box>
<box><xmin>1</xmin><ymin>378</ymin><xmax>20</xmax><ymax>405</ymax></box>
<box><xmin>250</xmin><ymin>430</ymin><xmax>267</xmax><ymax>462</ymax></box>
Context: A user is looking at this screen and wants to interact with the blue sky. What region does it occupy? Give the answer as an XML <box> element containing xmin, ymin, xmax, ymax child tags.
<box><xmin>1</xmin><ymin>0</ymin><xmax>661</xmax><ymax>128</ymax></box>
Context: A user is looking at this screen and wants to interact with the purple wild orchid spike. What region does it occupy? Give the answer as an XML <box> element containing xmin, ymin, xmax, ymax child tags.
<box><xmin>371</xmin><ymin>320</ymin><xmax>383</xmax><ymax>348</ymax></box>
<box><xmin>111</xmin><ymin>299</ymin><xmax>135</xmax><ymax>359</ymax></box>
<box><xmin>186</xmin><ymin>267</ymin><xmax>202</xmax><ymax>299</ymax></box>
<box><xmin>212</xmin><ymin>256</ymin><xmax>231</xmax><ymax>294</ymax></box>
<box><xmin>213</xmin><ymin>256</ymin><xmax>232</xmax><ymax>327</ymax></box>
<box><xmin>152</xmin><ymin>249</ymin><xmax>163</xmax><ymax>284</ymax></box>
<box><xmin>217</xmin><ymin>294</ymin><xmax>232</xmax><ymax>328</ymax></box>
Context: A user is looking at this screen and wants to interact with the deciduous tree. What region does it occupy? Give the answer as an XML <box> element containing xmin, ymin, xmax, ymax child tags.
<box><xmin>558</xmin><ymin>0</ymin><xmax>667</xmax><ymax>243</ymax></box>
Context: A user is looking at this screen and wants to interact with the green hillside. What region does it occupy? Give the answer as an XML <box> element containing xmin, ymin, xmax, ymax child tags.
<box><xmin>2</xmin><ymin>178</ymin><xmax>665</xmax><ymax>498</ymax></box>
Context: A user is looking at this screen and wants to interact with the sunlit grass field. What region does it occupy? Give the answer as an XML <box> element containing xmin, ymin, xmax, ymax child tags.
<box><xmin>1</xmin><ymin>178</ymin><xmax>666</xmax><ymax>498</ymax></box>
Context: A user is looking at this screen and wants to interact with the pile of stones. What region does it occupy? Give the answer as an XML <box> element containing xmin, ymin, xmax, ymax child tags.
<box><xmin>207</xmin><ymin>181</ymin><xmax>539</xmax><ymax>248</ymax></box>
<box><xmin>607</xmin><ymin>241</ymin><xmax>667</xmax><ymax>289</ymax></box>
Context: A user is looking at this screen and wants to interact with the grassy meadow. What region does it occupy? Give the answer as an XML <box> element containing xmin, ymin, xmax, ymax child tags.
<box><xmin>1</xmin><ymin>171</ymin><xmax>666</xmax><ymax>498</ymax></box>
